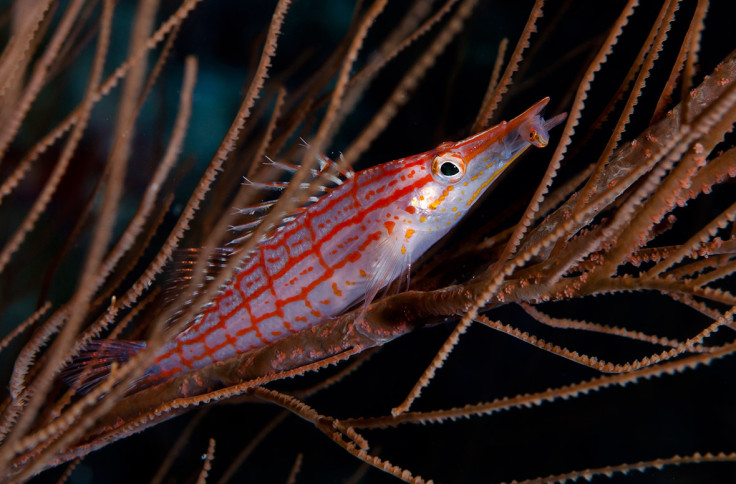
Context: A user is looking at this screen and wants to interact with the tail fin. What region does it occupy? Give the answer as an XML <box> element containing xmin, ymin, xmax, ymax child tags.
<box><xmin>62</xmin><ymin>340</ymin><xmax>146</xmax><ymax>394</ymax></box>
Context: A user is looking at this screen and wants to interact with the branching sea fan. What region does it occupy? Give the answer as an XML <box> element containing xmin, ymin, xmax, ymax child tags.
<box><xmin>0</xmin><ymin>0</ymin><xmax>735</xmax><ymax>482</ymax></box>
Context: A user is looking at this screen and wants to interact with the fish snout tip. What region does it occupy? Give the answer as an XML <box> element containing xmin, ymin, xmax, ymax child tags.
<box><xmin>531</xmin><ymin>130</ymin><xmax>549</xmax><ymax>148</ymax></box>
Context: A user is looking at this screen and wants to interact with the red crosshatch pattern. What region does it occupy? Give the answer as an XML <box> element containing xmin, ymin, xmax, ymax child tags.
<box><xmin>151</xmin><ymin>157</ymin><xmax>433</xmax><ymax>379</ymax></box>
<box><xmin>138</xmin><ymin>98</ymin><xmax>557</xmax><ymax>384</ymax></box>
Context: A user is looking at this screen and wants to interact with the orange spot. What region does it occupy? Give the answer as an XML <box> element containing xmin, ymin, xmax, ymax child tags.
<box><xmin>405</xmin><ymin>229</ymin><xmax>415</xmax><ymax>240</ymax></box>
<box><xmin>295</xmin><ymin>316</ymin><xmax>307</xmax><ymax>322</ymax></box>
<box><xmin>405</xmin><ymin>205</ymin><xmax>416</xmax><ymax>214</ymax></box>
<box><xmin>310</xmin><ymin>310</ymin><xmax>322</xmax><ymax>317</ymax></box>
<box><xmin>359</xmin><ymin>269</ymin><xmax>367</xmax><ymax>277</ymax></box>
<box><xmin>271</xmin><ymin>331</ymin><xmax>282</xmax><ymax>336</ymax></box>
<box><xmin>332</xmin><ymin>283</ymin><xmax>343</xmax><ymax>297</ymax></box>
<box><xmin>384</xmin><ymin>221</ymin><xmax>395</xmax><ymax>235</ymax></box>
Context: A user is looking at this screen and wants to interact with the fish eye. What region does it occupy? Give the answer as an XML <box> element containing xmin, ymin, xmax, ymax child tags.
<box><xmin>431</xmin><ymin>153</ymin><xmax>465</xmax><ymax>183</ymax></box>
<box><xmin>441</xmin><ymin>161</ymin><xmax>459</xmax><ymax>176</ymax></box>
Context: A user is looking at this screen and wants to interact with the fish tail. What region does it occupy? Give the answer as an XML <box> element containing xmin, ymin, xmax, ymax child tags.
<box><xmin>62</xmin><ymin>340</ymin><xmax>146</xmax><ymax>394</ymax></box>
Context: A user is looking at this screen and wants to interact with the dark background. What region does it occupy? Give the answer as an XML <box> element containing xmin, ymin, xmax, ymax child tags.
<box><xmin>1</xmin><ymin>0</ymin><xmax>735</xmax><ymax>482</ymax></box>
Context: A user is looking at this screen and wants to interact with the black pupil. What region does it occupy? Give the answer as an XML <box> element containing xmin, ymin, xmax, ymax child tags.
<box><xmin>440</xmin><ymin>162</ymin><xmax>460</xmax><ymax>177</ymax></box>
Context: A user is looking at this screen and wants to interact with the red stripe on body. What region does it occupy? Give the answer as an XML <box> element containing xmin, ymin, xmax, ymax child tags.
<box><xmin>159</xmin><ymin>157</ymin><xmax>433</xmax><ymax>369</ymax></box>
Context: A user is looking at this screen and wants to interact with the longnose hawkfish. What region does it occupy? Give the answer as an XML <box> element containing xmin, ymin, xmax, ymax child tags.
<box><xmin>69</xmin><ymin>98</ymin><xmax>565</xmax><ymax>392</ymax></box>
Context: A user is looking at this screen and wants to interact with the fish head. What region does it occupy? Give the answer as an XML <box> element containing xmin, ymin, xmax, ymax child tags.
<box><xmin>410</xmin><ymin>98</ymin><xmax>564</xmax><ymax>231</ymax></box>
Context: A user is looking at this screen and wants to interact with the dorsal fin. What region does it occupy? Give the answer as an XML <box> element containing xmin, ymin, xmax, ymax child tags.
<box><xmin>160</xmin><ymin>248</ymin><xmax>234</xmax><ymax>331</ymax></box>
<box><xmin>230</xmin><ymin>146</ymin><xmax>354</xmax><ymax>247</ymax></box>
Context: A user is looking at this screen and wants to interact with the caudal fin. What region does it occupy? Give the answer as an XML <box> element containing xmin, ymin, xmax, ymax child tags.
<box><xmin>62</xmin><ymin>340</ymin><xmax>146</xmax><ymax>394</ymax></box>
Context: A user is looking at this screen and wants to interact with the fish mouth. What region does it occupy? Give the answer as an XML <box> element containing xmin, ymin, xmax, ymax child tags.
<box><xmin>532</xmin><ymin>130</ymin><xmax>549</xmax><ymax>148</ymax></box>
<box><xmin>451</xmin><ymin>97</ymin><xmax>551</xmax><ymax>161</ymax></box>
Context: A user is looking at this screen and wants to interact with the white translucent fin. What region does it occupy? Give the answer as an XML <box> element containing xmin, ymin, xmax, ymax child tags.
<box><xmin>241</xmin><ymin>178</ymin><xmax>290</xmax><ymax>191</ymax></box>
<box><xmin>234</xmin><ymin>200</ymin><xmax>277</xmax><ymax>215</ymax></box>
<box><xmin>263</xmin><ymin>155</ymin><xmax>346</xmax><ymax>185</ymax></box>
<box><xmin>298</xmin><ymin>137</ymin><xmax>355</xmax><ymax>181</ymax></box>
<box><xmin>62</xmin><ymin>340</ymin><xmax>147</xmax><ymax>394</ymax></box>
<box><xmin>233</xmin><ymin>146</ymin><xmax>353</xmax><ymax>248</ymax></box>
<box><xmin>160</xmin><ymin>248</ymin><xmax>234</xmax><ymax>331</ymax></box>
<box><xmin>361</xmin><ymin>235</ymin><xmax>412</xmax><ymax>316</ymax></box>
<box><xmin>383</xmin><ymin>261</ymin><xmax>412</xmax><ymax>298</ymax></box>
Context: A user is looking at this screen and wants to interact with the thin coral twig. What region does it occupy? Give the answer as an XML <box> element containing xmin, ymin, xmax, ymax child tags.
<box><xmin>250</xmin><ymin>387</ymin><xmax>429</xmax><ymax>484</ymax></box>
<box><xmin>2</xmin><ymin>52</ymin><xmax>199</xmax><ymax>479</ymax></box>
<box><xmin>341</xmin><ymin>0</ymin><xmax>461</xmax><ymax>128</ymax></box>
<box><xmin>0</xmin><ymin>302</ymin><xmax>51</xmax><ymax>355</ymax></box>
<box><xmin>215</xmin><ymin>411</ymin><xmax>289</xmax><ymax>484</ymax></box>
<box><xmin>680</xmin><ymin>0</ymin><xmax>709</xmax><ymax>126</ymax></box>
<box><xmin>513</xmin><ymin>451</ymin><xmax>736</xmax><ymax>484</ymax></box>
<box><xmin>0</xmin><ymin>0</ymin><xmax>79</xmax><ymax>168</ymax></box>
<box><xmin>0</xmin><ymin>0</ymin><xmax>203</xmax><ymax>207</ymax></box>
<box><xmin>0</xmin><ymin>0</ymin><xmax>53</xmax><ymax>102</ymax></box>
<box><xmin>54</xmin><ymin>457</ymin><xmax>81</xmax><ymax>484</ymax></box>
<box><xmin>0</xmin><ymin>0</ymin><xmax>115</xmax><ymax>463</ymax></box>
<box><xmin>292</xmin><ymin>0</ymin><xmax>388</xmax><ymax>197</ymax></box>
<box><xmin>646</xmin><ymin>198</ymin><xmax>736</xmax><ymax>278</ymax></box>
<box><xmin>391</xmin><ymin>1</ymin><xmax>641</xmax><ymax>415</ymax></box>
<box><xmin>147</xmin><ymin>0</ymin><xmax>294</xmax><ymax>362</ymax></box>
<box><xmin>36</xmin><ymin>345</ymin><xmax>362</xmax><ymax>473</ymax></box>
<box><xmin>652</xmin><ymin>0</ymin><xmax>709</xmax><ymax>122</ymax></box>
<box><xmin>575</xmin><ymin>0</ymin><xmax>680</xmax><ymax>210</ymax></box>
<box><xmin>589</xmin><ymin>78</ymin><xmax>736</xmax><ymax>280</ymax></box>
<box><xmin>478</xmin><ymin>309</ymin><xmax>733</xmax><ymax>374</ymax></box>
<box><xmin>342</xmin><ymin>0</ymin><xmax>479</xmax><ymax>166</ymax></box>
<box><xmin>473</xmin><ymin>37</ymin><xmax>508</xmax><ymax>131</ymax></box>
<box><xmin>96</xmin><ymin>54</ymin><xmax>196</xmax><ymax>297</ymax></box>
<box><xmin>520</xmin><ymin>303</ymin><xmax>698</xmax><ymax>350</ymax></box>
<box><xmin>501</xmin><ymin>0</ymin><xmax>641</xmax><ymax>262</ymax></box>
<box><xmin>472</xmin><ymin>0</ymin><xmax>544</xmax><ymax>131</ymax></box>
<box><xmin>150</xmin><ymin>407</ymin><xmax>209</xmax><ymax>484</ymax></box>
<box><xmin>284</xmin><ymin>452</ymin><xmax>303</xmax><ymax>484</ymax></box>
<box><xmin>194</xmin><ymin>438</ymin><xmax>216</xmax><ymax>484</ymax></box>
<box><xmin>346</xmin><ymin>339</ymin><xmax>736</xmax><ymax>431</ymax></box>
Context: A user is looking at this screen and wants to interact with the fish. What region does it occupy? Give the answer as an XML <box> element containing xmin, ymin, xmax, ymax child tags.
<box><xmin>67</xmin><ymin>98</ymin><xmax>566</xmax><ymax>392</ymax></box>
